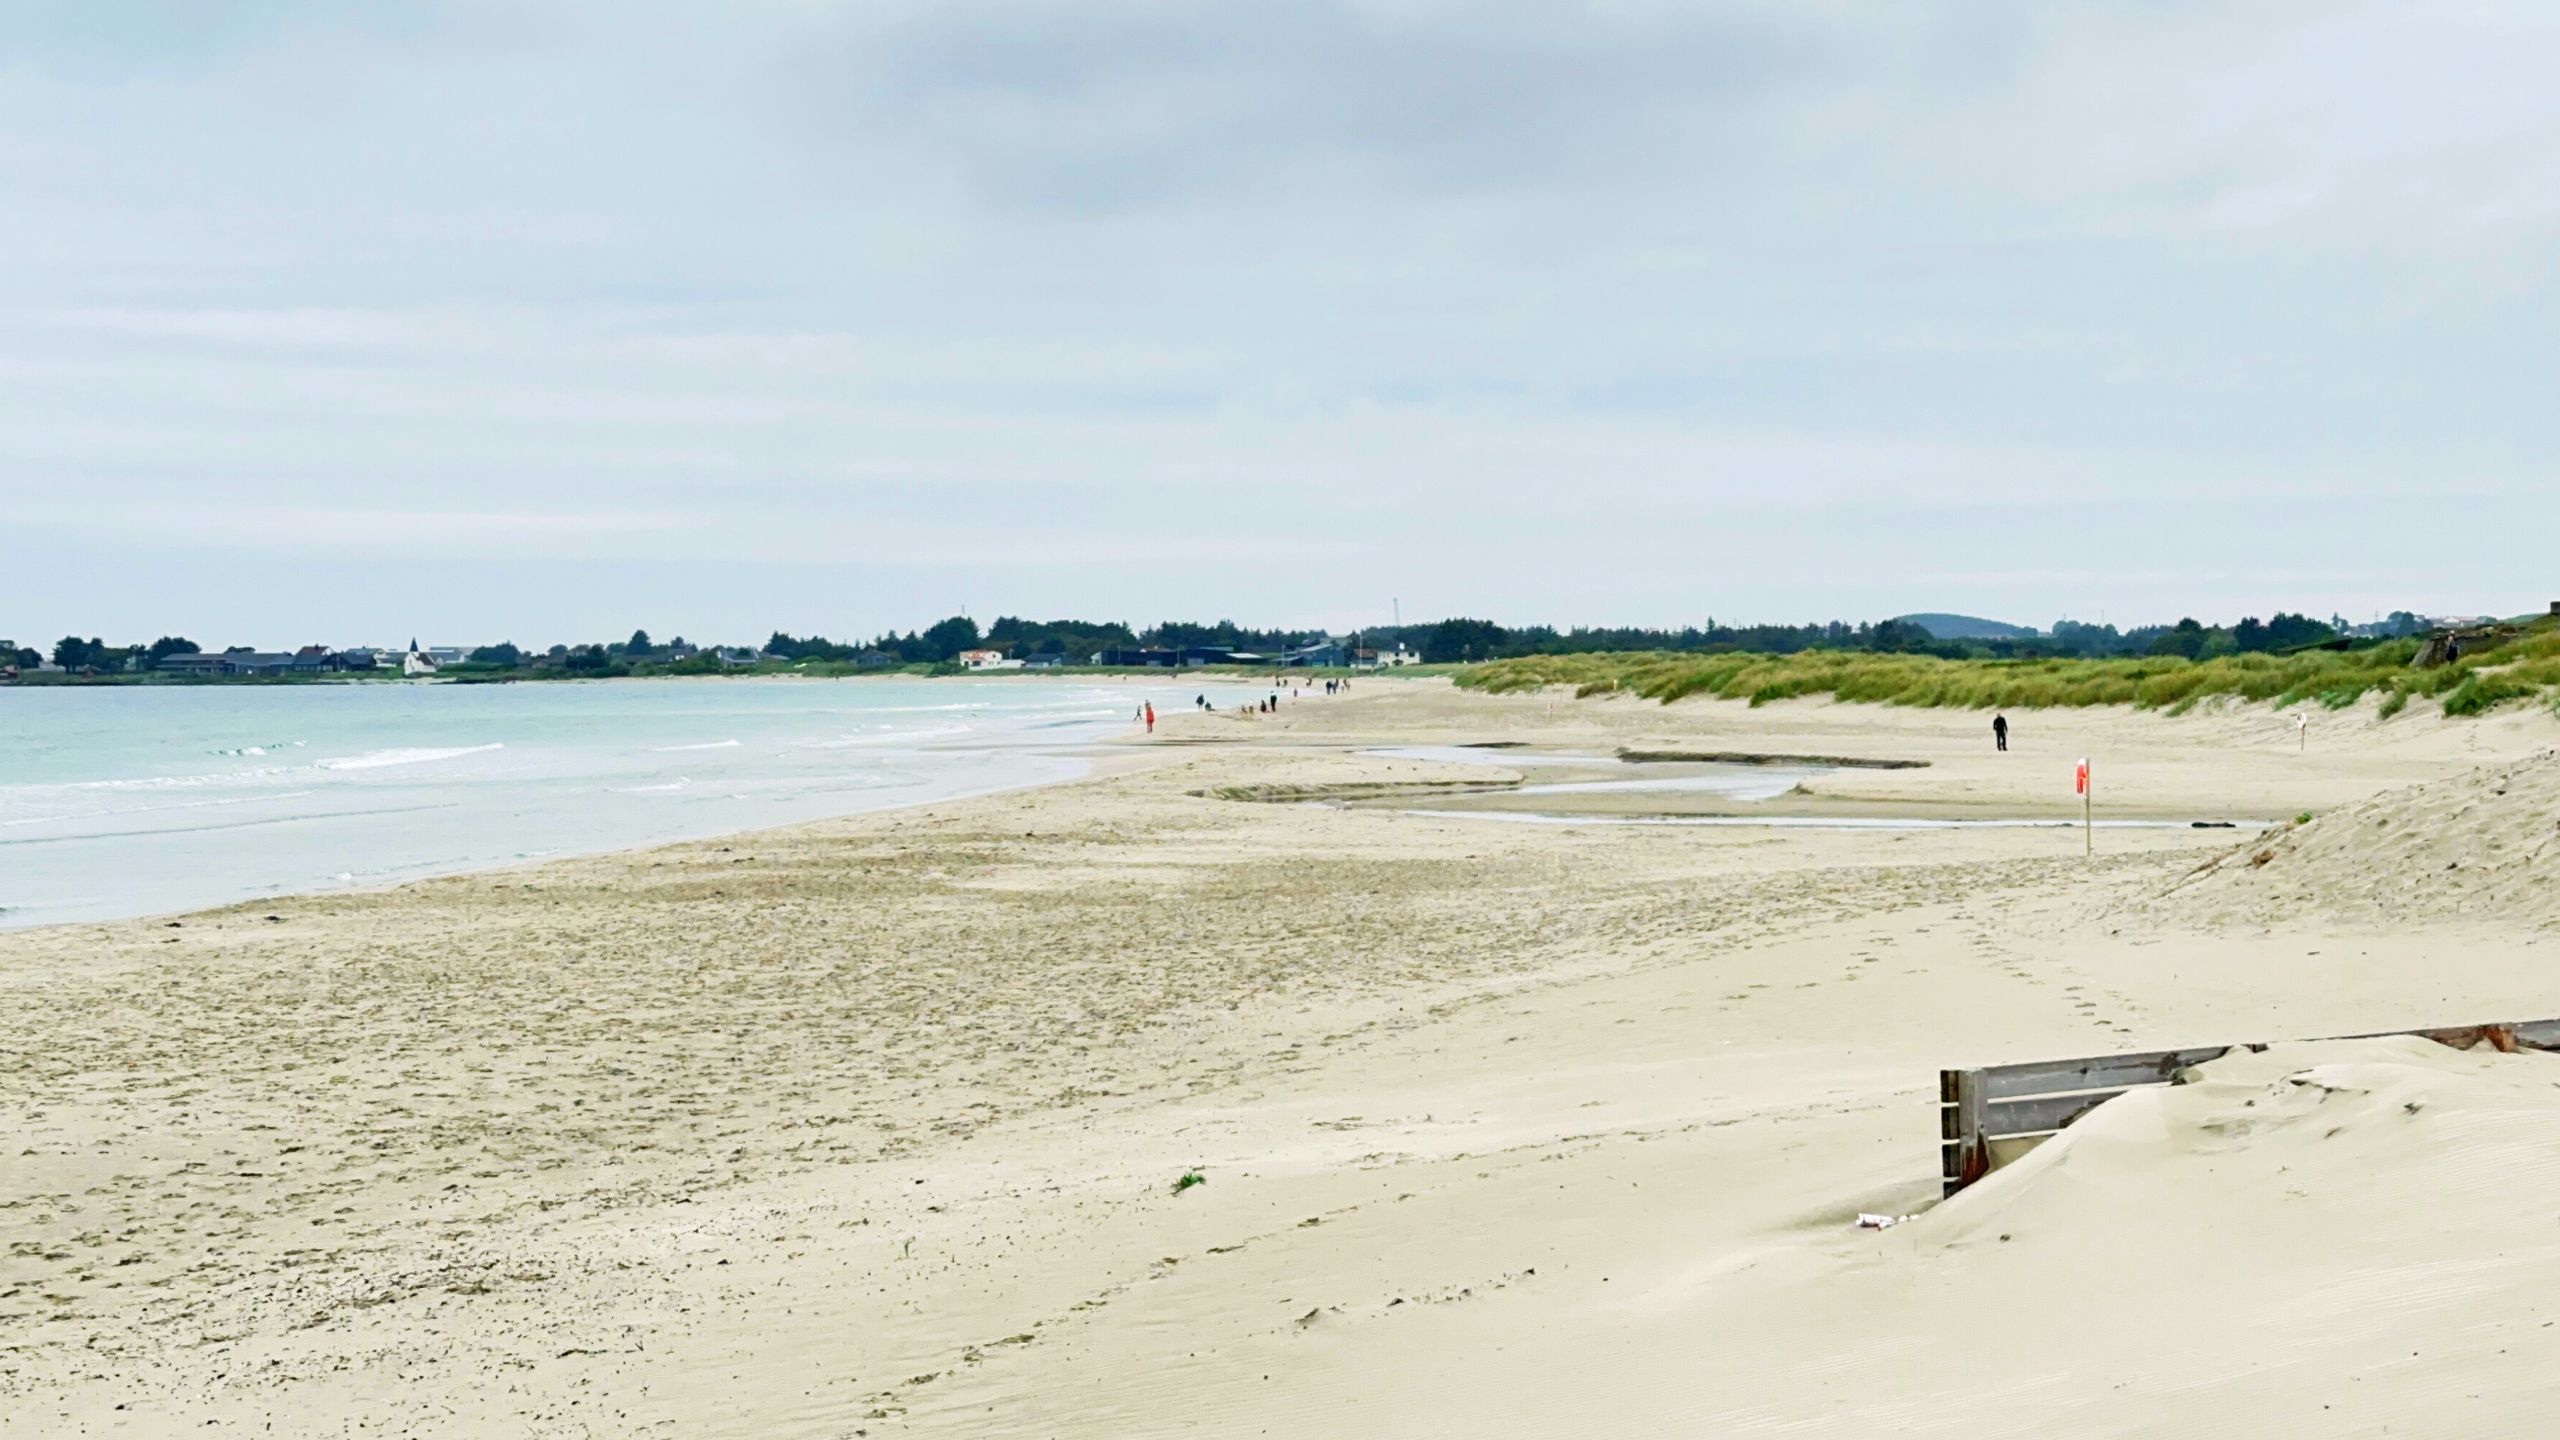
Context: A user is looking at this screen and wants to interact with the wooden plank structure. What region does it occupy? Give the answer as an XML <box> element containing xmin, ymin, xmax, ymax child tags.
<box><xmin>1941</xmin><ymin>1017</ymin><xmax>2560</xmax><ymax>1197</ymax></box>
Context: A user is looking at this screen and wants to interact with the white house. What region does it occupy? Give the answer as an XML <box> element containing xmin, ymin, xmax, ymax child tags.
<box><xmin>1352</xmin><ymin>642</ymin><xmax>1420</xmax><ymax>670</ymax></box>
<box><xmin>958</xmin><ymin>649</ymin><xmax>1021</xmax><ymax>671</ymax></box>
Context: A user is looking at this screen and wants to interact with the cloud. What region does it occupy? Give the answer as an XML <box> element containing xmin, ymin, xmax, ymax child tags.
<box><xmin>3</xmin><ymin>1</ymin><xmax>2559</xmax><ymax>642</ymax></box>
<box><xmin>780</xmin><ymin>1</ymin><xmax>1825</xmax><ymax>213</ymax></box>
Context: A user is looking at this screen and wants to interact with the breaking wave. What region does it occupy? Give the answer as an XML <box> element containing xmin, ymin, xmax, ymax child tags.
<box><xmin>316</xmin><ymin>743</ymin><xmax>505</xmax><ymax>772</ymax></box>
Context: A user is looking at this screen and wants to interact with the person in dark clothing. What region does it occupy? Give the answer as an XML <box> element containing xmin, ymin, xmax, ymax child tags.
<box><xmin>1992</xmin><ymin>714</ymin><xmax>2009</xmax><ymax>752</ymax></box>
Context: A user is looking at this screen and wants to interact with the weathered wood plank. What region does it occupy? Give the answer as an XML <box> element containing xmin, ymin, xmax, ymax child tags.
<box><xmin>1979</xmin><ymin>1045</ymin><xmax>2234</xmax><ymax>1101</ymax></box>
<box><xmin>2512</xmin><ymin>1019</ymin><xmax>2560</xmax><ymax>1050</ymax></box>
<box><xmin>1984</xmin><ymin>1089</ymin><xmax>2128</xmax><ymax>1138</ymax></box>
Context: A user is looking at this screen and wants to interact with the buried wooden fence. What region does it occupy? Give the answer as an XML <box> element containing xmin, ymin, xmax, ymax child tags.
<box><xmin>1940</xmin><ymin>1018</ymin><xmax>2560</xmax><ymax>1197</ymax></box>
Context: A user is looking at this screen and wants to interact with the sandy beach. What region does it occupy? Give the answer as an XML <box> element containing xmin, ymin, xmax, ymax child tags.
<box><xmin>8</xmin><ymin>677</ymin><xmax>2559</xmax><ymax>1437</ymax></box>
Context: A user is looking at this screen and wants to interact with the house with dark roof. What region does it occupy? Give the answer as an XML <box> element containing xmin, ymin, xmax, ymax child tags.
<box><xmin>1095</xmin><ymin>647</ymin><xmax>1181</xmax><ymax>667</ymax></box>
<box><xmin>1285</xmin><ymin>638</ymin><xmax>1347</xmax><ymax>667</ymax></box>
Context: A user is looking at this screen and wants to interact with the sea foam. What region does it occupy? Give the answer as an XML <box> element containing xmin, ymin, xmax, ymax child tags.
<box><xmin>318</xmin><ymin>743</ymin><xmax>505</xmax><ymax>772</ymax></box>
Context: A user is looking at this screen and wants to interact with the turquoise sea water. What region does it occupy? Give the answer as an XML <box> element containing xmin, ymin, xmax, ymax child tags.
<box><xmin>0</xmin><ymin>676</ymin><xmax>1254</xmax><ymax>930</ymax></box>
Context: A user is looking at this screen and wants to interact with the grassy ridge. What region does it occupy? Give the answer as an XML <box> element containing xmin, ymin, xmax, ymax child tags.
<box><xmin>1457</xmin><ymin>631</ymin><xmax>2560</xmax><ymax>717</ymax></box>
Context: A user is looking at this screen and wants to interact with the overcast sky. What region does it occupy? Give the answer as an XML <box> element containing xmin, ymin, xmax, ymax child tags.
<box><xmin>4</xmin><ymin>1</ymin><xmax>2556</xmax><ymax>647</ymax></box>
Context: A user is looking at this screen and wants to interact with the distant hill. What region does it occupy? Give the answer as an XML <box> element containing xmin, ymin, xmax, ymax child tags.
<box><xmin>1894</xmin><ymin>613</ymin><xmax>2037</xmax><ymax>641</ymax></box>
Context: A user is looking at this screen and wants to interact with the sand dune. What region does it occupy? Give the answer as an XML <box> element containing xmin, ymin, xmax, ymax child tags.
<box><xmin>2142</xmin><ymin>745</ymin><xmax>2560</xmax><ymax>929</ymax></box>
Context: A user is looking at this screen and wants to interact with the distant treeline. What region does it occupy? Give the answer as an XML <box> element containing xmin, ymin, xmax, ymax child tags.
<box><xmin>1314</xmin><ymin>610</ymin><xmax>2392</xmax><ymax>664</ymax></box>
<box><xmin>7</xmin><ymin>609</ymin><xmax>2432</xmax><ymax>678</ymax></box>
<box><xmin>764</xmin><ymin>616</ymin><xmax>1138</xmax><ymax>665</ymax></box>
<box><xmin>773</xmin><ymin>609</ymin><xmax>2401</xmax><ymax>665</ymax></box>
<box><xmin>768</xmin><ymin>617</ymin><xmax>1361</xmax><ymax>664</ymax></box>
<box><xmin>9</xmin><ymin>635</ymin><xmax>203</xmax><ymax>672</ymax></box>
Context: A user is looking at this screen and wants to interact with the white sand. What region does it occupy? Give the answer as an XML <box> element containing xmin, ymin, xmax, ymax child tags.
<box><xmin>4</xmin><ymin>680</ymin><xmax>2556</xmax><ymax>1436</ymax></box>
<box><xmin>2136</xmin><ymin>742</ymin><xmax>2560</xmax><ymax>930</ymax></box>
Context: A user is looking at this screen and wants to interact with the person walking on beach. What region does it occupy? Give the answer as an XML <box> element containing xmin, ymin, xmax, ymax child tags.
<box><xmin>1144</xmin><ymin>702</ymin><xmax>1155</xmax><ymax>734</ymax></box>
<box><xmin>1992</xmin><ymin>713</ymin><xmax>2009</xmax><ymax>752</ymax></box>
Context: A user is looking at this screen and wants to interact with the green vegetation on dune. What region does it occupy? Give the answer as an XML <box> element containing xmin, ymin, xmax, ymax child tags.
<box><xmin>1458</xmin><ymin>630</ymin><xmax>2560</xmax><ymax>717</ymax></box>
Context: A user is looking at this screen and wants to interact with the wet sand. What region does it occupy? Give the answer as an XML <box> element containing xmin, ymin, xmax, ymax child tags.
<box><xmin>4</xmin><ymin>679</ymin><xmax>2554</xmax><ymax>1436</ymax></box>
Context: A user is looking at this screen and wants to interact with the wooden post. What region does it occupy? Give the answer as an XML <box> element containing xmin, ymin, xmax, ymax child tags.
<box><xmin>2083</xmin><ymin>759</ymin><xmax>2092</xmax><ymax>859</ymax></box>
<box><xmin>1940</xmin><ymin>1067</ymin><xmax>1989</xmax><ymax>1196</ymax></box>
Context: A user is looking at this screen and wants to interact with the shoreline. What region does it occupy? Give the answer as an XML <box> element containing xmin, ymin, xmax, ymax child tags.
<box><xmin>0</xmin><ymin>748</ymin><xmax>1131</xmax><ymax>939</ymax></box>
<box><xmin>0</xmin><ymin>674</ymin><xmax>1261</xmax><ymax>936</ymax></box>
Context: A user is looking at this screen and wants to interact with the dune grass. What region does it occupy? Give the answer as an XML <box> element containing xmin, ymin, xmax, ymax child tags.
<box><xmin>1457</xmin><ymin>630</ymin><xmax>2560</xmax><ymax>717</ymax></box>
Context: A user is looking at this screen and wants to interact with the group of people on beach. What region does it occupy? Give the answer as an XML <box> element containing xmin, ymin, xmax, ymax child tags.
<box><xmin>1141</xmin><ymin>674</ymin><xmax>1357</xmax><ymax>731</ymax></box>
